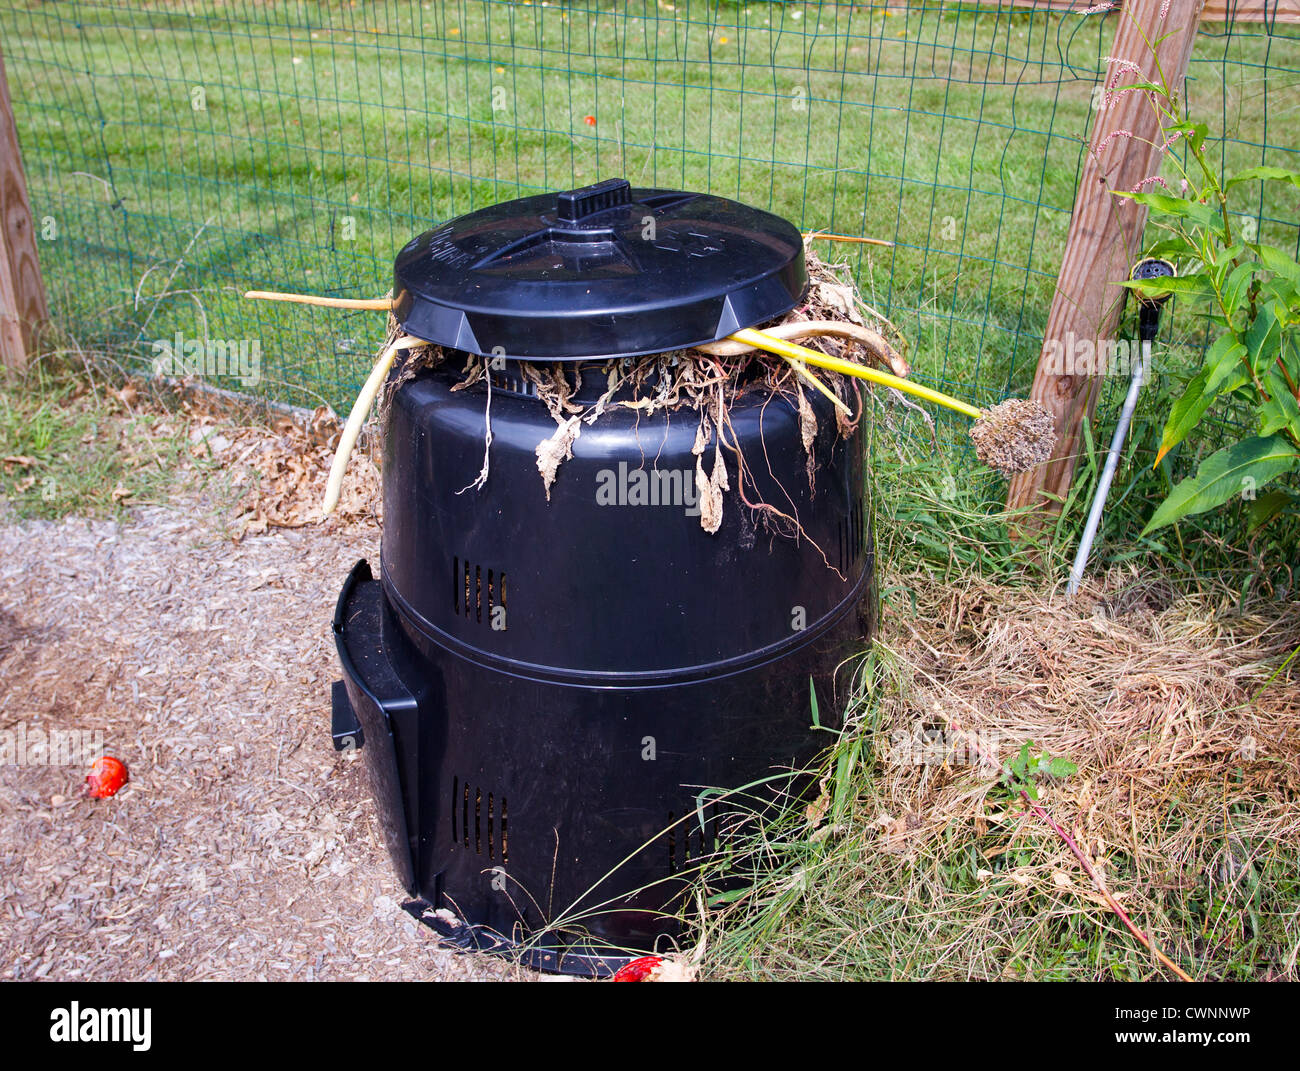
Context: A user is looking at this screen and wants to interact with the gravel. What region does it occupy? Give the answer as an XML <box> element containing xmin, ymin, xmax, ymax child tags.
<box><xmin>0</xmin><ymin>500</ymin><xmax>539</xmax><ymax>981</ymax></box>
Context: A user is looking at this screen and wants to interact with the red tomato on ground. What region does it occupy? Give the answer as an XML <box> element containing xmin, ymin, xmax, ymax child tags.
<box><xmin>611</xmin><ymin>955</ymin><xmax>661</xmax><ymax>982</ymax></box>
<box><xmin>584</xmin><ymin>114</ymin><xmax>596</xmax><ymax>126</ymax></box>
<box><xmin>85</xmin><ymin>756</ymin><xmax>129</xmax><ymax>798</ymax></box>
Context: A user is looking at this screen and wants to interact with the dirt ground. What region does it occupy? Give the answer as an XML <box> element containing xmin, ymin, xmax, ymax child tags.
<box><xmin>0</xmin><ymin>419</ymin><xmax>546</xmax><ymax>981</ymax></box>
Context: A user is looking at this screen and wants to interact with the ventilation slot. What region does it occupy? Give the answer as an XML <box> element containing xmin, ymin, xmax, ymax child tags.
<box><xmin>488</xmin><ymin>369</ymin><xmax>538</xmax><ymax>397</ymax></box>
<box><xmin>500</xmin><ymin>796</ymin><xmax>508</xmax><ymax>865</ymax></box>
<box><xmin>461</xmin><ymin>781</ymin><xmax>470</xmax><ymax>848</ymax></box>
<box><xmin>666</xmin><ymin>811</ymin><xmax>720</xmax><ymax>875</ymax></box>
<box><xmin>451</xmin><ymin>780</ymin><xmax>507</xmax><ymax>864</ymax></box>
<box><xmin>475</xmin><ymin>788</ymin><xmax>482</xmax><ymax>855</ymax></box>
<box><xmin>838</xmin><ymin>499</ymin><xmax>866</xmax><ymax>574</ymax></box>
<box><xmin>452</xmin><ymin>556</ymin><xmax>507</xmax><ymax>628</ymax></box>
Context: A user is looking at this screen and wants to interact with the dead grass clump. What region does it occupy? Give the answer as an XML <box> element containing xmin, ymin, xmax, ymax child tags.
<box><xmin>223</xmin><ymin>406</ymin><xmax>380</xmax><ymax>537</ymax></box>
<box><xmin>699</xmin><ymin>569</ymin><xmax>1300</xmax><ymax>980</ymax></box>
<box><xmin>873</xmin><ymin>571</ymin><xmax>1300</xmax><ymax>975</ymax></box>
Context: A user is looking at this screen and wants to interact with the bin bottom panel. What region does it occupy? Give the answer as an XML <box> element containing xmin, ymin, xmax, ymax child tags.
<box><xmin>335</xmin><ymin>559</ymin><xmax>873</xmax><ymax>965</ymax></box>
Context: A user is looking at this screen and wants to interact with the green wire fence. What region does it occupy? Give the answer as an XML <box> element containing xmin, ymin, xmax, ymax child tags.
<box><xmin>1</xmin><ymin>0</ymin><xmax>1297</xmax><ymax>430</ymax></box>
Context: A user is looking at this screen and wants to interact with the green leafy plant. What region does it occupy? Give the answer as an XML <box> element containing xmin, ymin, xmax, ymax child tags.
<box><xmin>999</xmin><ymin>740</ymin><xmax>1077</xmax><ymax>802</ymax></box>
<box><xmin>1108</xmin><ymin>61</ymin><xmax>1300</xmax><ymax>536</ymax></box>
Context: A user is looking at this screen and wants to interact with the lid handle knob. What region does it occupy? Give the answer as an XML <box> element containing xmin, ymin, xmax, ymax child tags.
<box><xmin>555</xmin><ymin>178</ymin><xmax>632</xmax><ymax>223</ymax></box>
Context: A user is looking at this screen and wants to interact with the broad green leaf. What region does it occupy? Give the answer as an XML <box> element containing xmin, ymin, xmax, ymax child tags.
<box><xmin>1247</xmin><ymin>489</ymin><xmax>1294</xmax><ymax>535</ymax></box>
<box><xmin>1257</xmin><ymin>245</ymin><xmax>1300</xmax><ymax>286</ymax></box>
<box><xmin>1258</xmin><ymin>274</ymin><xmax>1300</xmax><ymax>310</ymax></box>
<box><xmin>1047</xmin><ymin>757</ymin><xmax>1077</xmax><ymax>779</ymax></box>
<box><xmin>1154</xmin><ymin>342</ymin><xmax>1247</xmax><ymax>466</ymax></box>
<box><xmin>1225</xmin><ymin>166</ymin><xmax>1300</xmax><ymax>191</ymax></box>
<box><xmin>1122</xmin><ymin>274</ymin><xmax>1213</xmax><ymax>304</ymax></box>
<box><xmin>1146</xmin><ymin>236</ymin><xmax>1191</xmax><ymax>260</ymax></box>
<box><xmin>1258</xmin><ymin>371</ymin><xmax>1300</xmax><ymax>438</ymax></box>
<box><xmin>1286</xmin><ymin>335</ymin><xmax>1300</xmax><ymax>385</ymax></box>
<box><xmin>1246</xmin><ymin>300</ymin><xmax>1284</xmax><ymax>373</ymax></box>
<box><xmin>1203</xmin><ymin>334</ymin><xmax>1249</xmax><ymax>395</ymax></box>
<box><xmin>1222</xmin><ymin>261</ymin><xmax>1258</xmax><ymax>317</ymax></box>
<box><xmin>1155</xmin><ymin>368</ymin><xmax>1211</xmax><ymax>467</ymax></box>
<box><xmin>1123</xmin><ymin>192</ymin><xmax>1220</xmax><ymax>229</ymax></box>
<box><xmin>1142</xmin><ymin>436</ymin><xmax>1299</xmax><ymax>536</ymax></box>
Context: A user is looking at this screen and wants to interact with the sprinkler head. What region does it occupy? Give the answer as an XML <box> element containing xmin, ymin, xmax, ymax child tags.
<box><xmin>1131</xmin><ymin>258</ymin><xmax>1177</xmax><ymax>341</ymax></box>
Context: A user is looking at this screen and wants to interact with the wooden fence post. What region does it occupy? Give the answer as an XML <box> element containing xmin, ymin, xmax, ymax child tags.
<box><xmin>1005</xmin><ymin>0</ymin><xmax>1205</xmax><ymax>524</ymax></box>
<box><xmin>0</xmin><ymin>42</ymin><xmax>49</xmax><ymax>371</ymax></box>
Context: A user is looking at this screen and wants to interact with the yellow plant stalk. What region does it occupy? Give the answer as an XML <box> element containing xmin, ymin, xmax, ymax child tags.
<box><xmin>727</xmin><ymin>327</ymin><xmax>982</xmax><ymax>420</ymax></box>
<box><xmin>781</xmin><ymin>356</ymin><xmax>851</xmax><ymax>415</ymax></box>
<box><xmin>729</xmin><ymin>327</ymin><xmax>1059</xmax><ymax>477</ymax></box>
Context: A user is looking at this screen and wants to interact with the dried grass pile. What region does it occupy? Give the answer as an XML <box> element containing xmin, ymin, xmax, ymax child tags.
<box><xmin>870</xmin><ymin>572</ymin><xmax>1299</xmax><ymax>977</ymax></box>
<box><xmin>884</xmin><ymin>572</ymin><xmax>1297</xmax><ymax>838</ymax></box>
<box><xmin>144</xmin><ymin>385</ymin><xmax>382</xmax><ymax>538</ymax></box>
<box><xmin>702</xmin><ymin>569</ymin><xmax>1300</xmax><ymax>980</ymax></box>
<box><xmin>223</xmin><ymin>406</ymin><xmax>380</xmax><ymax>537</ymax></box>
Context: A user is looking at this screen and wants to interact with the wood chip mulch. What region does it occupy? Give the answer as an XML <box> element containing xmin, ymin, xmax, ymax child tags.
<box><xmin>0</xmin><ymin>419</ymin><xmax>546</xmax><ymax>982</ymax></box>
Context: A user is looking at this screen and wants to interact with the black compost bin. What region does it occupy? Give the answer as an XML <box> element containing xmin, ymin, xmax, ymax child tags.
<box><xmin>331</xmin><ymin>178</ymin><xmax>875</xmax><ymax>975</ymax></box>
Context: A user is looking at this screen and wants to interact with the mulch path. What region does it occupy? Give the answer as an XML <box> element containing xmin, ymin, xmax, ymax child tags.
<box><xmin>0</xmin><ymin>417</ymin><xmax>544</xmax><ymax>981</ymax></box>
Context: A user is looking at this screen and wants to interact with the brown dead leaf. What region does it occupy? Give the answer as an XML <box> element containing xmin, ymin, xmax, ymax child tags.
<box><xmin>805</xmin><ymin>783</ymin><xmax>831</xmax><ymax>827</ymax></box>
<box><xmin>535</xmin><ymin>416</ymin><xmax>582</xmax><ymax>500</ymax></box>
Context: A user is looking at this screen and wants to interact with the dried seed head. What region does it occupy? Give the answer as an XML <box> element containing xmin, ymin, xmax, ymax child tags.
<box><xmin>970</xmin><ymin>399</ymin><xmax>1056</xmax><ymax>476</ymax></box>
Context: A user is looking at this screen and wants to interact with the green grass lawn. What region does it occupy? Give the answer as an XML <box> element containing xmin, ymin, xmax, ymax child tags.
<box><xmin>3</xmin><ymin>0</ymin><xmax>1295</xmax><ymax>417</ymax></box>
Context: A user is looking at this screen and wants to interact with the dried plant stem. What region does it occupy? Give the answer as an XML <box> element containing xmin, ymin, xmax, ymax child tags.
<box><xmin>803</xmin><ymin>232</ymin><xmax>894</xmax><ymax>247</ymax></box>
<box><xmin>243</xmin><ymin>290</ymin><xmax>394</xmax><ymax>311</ymax></box>
<box><xmin>699</xmin><ymin>318</ymin><xmax>909</xmax><ymax>378</ymax></box>
<box><xmin>323</xmin><ymin>334</ymin><xmax>424</xmax><ymax>515</ymax></box>
<box><xmin>1019</xmin><ymin>790</ymin><xmax>1195</xmax><ymax>983</ymax></box>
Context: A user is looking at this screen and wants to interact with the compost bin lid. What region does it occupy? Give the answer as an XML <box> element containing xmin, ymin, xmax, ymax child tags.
<box><xmin>392</xmin><ymin>178</ymin><xmax>807</xmax><ymax>362</ymax></box>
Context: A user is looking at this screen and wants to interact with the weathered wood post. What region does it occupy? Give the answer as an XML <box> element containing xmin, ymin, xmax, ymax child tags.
<box><xmin>1005</xmin><ymin>0</ymin><xmax>1206</xmax><ymax>524</ymax></box>
<box><xmin>0</xmin><ymin>42</ymin><xmax>49</xmax><ymax>371</ymax></box>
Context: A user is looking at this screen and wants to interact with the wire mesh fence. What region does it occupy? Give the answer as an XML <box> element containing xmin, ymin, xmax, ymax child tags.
<box><xmin>1</xmin><ymin>0</ymin><xmax>1297</xmax><ymax>441</ymax></box>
